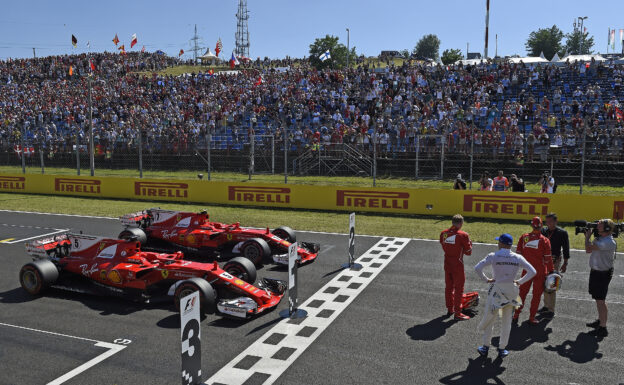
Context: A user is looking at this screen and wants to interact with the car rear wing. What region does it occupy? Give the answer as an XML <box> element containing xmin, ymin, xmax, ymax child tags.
<box><xmin>25</xmin><ymin>233</ymin><xmax>70</xmax><ymax>260</ymax></box>
<box><xmin>120</xmin><ymin>211</ymin><xmax>150</xmax><ymax>227</ymax></box>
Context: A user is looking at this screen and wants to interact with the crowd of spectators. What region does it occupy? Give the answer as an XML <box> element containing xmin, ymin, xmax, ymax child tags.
<box><xmin>1</xmin><ymin>51</ymin><xmax>624</xmax><ymax>163</ymax></box>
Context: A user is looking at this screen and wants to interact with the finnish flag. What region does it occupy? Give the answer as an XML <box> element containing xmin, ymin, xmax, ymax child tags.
<box><xmin>319</xmin><ymin>50</ymin><xmax>331</xmax><ymax>62</ymax></box>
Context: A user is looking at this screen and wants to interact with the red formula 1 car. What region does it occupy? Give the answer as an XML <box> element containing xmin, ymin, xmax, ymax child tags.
<box><xmin>118</xmin><ymin>209</ymin><xmax>320</xmax><ymax>267</ymax></box>
<box><xmin>19</xmin><ymin>233</ymin><xmax>286</xmax><ymax>319</ymax></box>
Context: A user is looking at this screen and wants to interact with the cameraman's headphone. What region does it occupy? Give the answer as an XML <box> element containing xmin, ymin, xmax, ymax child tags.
<box><xmin>600</xmin><ymin>219</ymin><xmax>612</xmax><ymax>232</ymax></box>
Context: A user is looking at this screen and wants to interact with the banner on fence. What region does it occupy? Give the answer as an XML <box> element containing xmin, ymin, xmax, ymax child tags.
<box><xmin>2</xmin><ymin>173</ymin><xmax>623</xmax><ymax>222</ymax></box>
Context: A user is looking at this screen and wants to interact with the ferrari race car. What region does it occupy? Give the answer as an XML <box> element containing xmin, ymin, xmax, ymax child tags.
<box><xmin>118</xmin><ymin>209</ymin><xmax>320</xmax><ymax>266</ymax></box>
<box><xmin>20</xmin><ymin>233</ymin><xmax>286</xmax><ymax>319</ymax></box>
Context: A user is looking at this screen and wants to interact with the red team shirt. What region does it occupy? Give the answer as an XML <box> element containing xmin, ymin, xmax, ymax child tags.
<box><xmin>440</xmin><ymin>227</ymin><xmax>473</xmax><ymax>262</ymax></box>
<box><xmin>516</xmin><ymin>232</ymin><xmax>554</xmax><ymax>275</ymax></box>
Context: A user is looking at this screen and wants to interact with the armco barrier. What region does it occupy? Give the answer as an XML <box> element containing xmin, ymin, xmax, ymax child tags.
<box><xmin>0</xmin><ymin>174</ymin><xmax>623</xmax><ymax>223</ymax></box>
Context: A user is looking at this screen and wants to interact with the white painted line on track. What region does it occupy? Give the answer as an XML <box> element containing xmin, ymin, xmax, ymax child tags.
<box><xmin>0</xmin><ymin>322</ymin><xmax>127</xmax><ymax>385</ymax></box>
<box><xmin>205</xmin><ymin>236</ymin><xmax>410</xmax><ymax>385</ymax></box>
<box><xmin>2</xmin><ymin>229</ymin><xmax>69</xmax><ymax>244</ymax></box>
<box><xmin>0</xmin><ymin>209</ymin><xmax>622</xmax><ymax>255</ymax></box>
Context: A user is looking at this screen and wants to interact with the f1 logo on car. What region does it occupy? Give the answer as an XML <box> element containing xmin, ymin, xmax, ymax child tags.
<box><xmin>228</xmin><ymin>186</ymin><xmax>291</xmax><ymax>204</ymax></box>
<box><xmin>336</xmin><ymin>190</ymin><xmax>409</xmax><ymax>209</ymax></box>
<box><xmin>134</xmin><ymin>182</ymin><xmax>188</xmax><ymax>198</ymax></box>
<box><xmin>0</xmin><ymin>176</ymin><xmax>25</xmax><ymax>190</ymax></box>
<box><xmin>463</xmin><ymin>195</ymin><xmax>549</xmax><ymax>216</ymax></box>
<box><xmin>54</xmin><ymin>178</ymin><xmax>101</xmax><ymax>194</ymax></box>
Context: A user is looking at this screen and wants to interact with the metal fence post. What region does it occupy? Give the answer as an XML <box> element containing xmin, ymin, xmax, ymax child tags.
<box><xmin>469</xmin><ymin>126</ymin><xmax>474</xmax><ymax>189</ymax></box>
<box><xmin>88</xmin><ymin>75</ymin><xmax>95</xmax><ymax>177</ymax></box>
<box><xmin>138</xmin><ymin>123</ymin><xmax>143</xmax><ymax>179</ymax></box>
<box><xmin>440</xmin><ymin>135</ymin><xmax>445</xmax><ymax>180</ymax></box>
<box><xmin>75</xmin><ymin>130</ymin><xmax>80</xmax><ymax>176</ymax></box>
<box><xmin>415</xmin><ymin>136</ymin><xmax>419</xmax><ymax>179</ymax></box>
<box><xmin>249</xmin><ymin>129</ymin><xmax>254</xmax><ymax>180</ymax></box>
<box><xmin>373</xmin><ymin>133</ymin><xmax>377</xmax><ymax>187</ymax></box>
<box><xmin>207</xmin><ymin>132</ymin><xmax>211</xmax><ymax>181</ymax></box>
<box><xmin>580</xmin><ymin>122</ymin><xmax>587</xmax><ymax>194</ymax></box>
<box><xmin>39</xmin><ymin>143</ymin><xmax>44</xmax><ymax>174</ymax></box>
<box><xmin>271</xmin><ymin>135</ymin><xmax>275</xmax><ymax>174</ymax></box>
<box><xmin>283</xmin><ymin>125</ymin><xmax>288</xmax><ymax>184</ymax></box>
<box><xmin>21</xmin><ymin>124</ymin><xmax>26</xmax><ymax>174</ymax></box>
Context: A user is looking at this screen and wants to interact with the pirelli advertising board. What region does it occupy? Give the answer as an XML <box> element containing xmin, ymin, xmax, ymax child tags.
<box><xmin>2</xmin><ymin>173</ymin><xmax>623</xmax><ymax>222</ymax></box>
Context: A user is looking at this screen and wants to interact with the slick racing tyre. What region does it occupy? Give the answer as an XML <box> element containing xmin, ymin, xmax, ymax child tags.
<box><xmin>272</xmin><ymin>226</ymin><xmax>296</xmax><ymax>243</ymax></box>
<box><xmin>174</xmin><ymin>278</ymin><xmax>217</xmax><ymax>316</ymax></box>
<box><xmin>223</xmin><ymin>257</ymin><xmax>257</xmax><ymax>284</ymax></box>
<box><xmin>118</xmin><ymin>227</ymin><xmax>147</xmax><ymax>245</ymax></box>
<box><xmin>240</xmin><ymin>238</ymin><xmax>271</xmax><ymax>266</ymax></box>
<box><xmin>19</xmin><ymin>260</ymin><xmax>59</xmax><ymax>295</ymax></box>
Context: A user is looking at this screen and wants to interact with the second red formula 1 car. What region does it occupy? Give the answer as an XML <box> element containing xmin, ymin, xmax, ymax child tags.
<box><xmin>118</xmin><ymin>208</ymin><xmax>320</xmax><ymax>266</ymax></box>
<box><xmin>20</xmin><ymin>233</ymin><xmax>286</xmax><ymax>319</ymax></box>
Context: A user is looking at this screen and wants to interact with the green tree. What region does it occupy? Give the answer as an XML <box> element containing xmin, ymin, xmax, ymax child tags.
<box><xmin>525</xmin><ymin>25</ymin><xmax>564</xmax><ymax>60</ymax></box>
<box><xmin>441</xmin><ymin>48</ymin><xmax>463</xmax><ymax>65</ymax></box>
<box><xmin>412</xmin><ymin>34</ymin><xmax>441</xmax><ymax>60</ymax></box>
<box><xmin>309</xmin><ymin>34</ymin><xmax>356</xmax><ymax>70</ymax></box>
<box><xmin>563</xmin><ymin>30</ymin><xmax>595</xmax><ymax>55</ymax></box>
<box><xmin>400</xmin><ymin>49</ymin><xmax>410</xmax><ymax>59</ymax></box>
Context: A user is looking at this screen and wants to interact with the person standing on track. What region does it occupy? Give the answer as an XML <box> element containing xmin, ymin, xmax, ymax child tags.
<box><xmin>514</xmin><ymin>217</ymin><xmax>554</xmax><ymax>324</ymax></box>
<box><xmin>540</xmin><ymin>212</ymin><xmax>570</xmax><ymax>318</ymax></box>
<box><xmin>492</xmin><ymin>170</ymin><xmax>509</xmax><ymax>192</ymax></box>
<box><xmin>474</xmin><ymin>233</ymin><xmax>536</xmax><ymax>358</ymax></box>
<box><xmin>440</xmin><ymin>214</ymin><xmax>473</xmax><ymax>320</ymax></box>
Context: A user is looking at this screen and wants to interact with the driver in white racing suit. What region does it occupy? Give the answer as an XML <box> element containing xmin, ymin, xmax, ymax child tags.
<box><xmin>474</xmin><ymin>233</ymin><xmax>537</xmax><ymax>358</ymax></box>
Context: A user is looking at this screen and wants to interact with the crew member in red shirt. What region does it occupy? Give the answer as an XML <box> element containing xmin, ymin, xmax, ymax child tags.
<box><xmin>514</xmin><ymin>217</ymin><xmax>554</xmax><ymax>324</ymax></box>
<box><xmin>440</xmin><ymin>214</ymin><xmax>473</xmax><ymax>320</ymax></box>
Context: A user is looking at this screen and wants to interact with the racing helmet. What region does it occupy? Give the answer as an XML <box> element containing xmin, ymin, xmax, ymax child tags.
<box><xmin>544</xmin><ymin>272</ymin><xmax>562</xmax><ymax>293</ymax></box>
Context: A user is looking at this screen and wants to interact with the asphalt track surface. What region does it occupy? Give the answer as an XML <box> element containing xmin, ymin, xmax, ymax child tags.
<box><xmin>0</xmin><ymin>210</ymin><xmax>622</xmax><ymax>385</ymax></box>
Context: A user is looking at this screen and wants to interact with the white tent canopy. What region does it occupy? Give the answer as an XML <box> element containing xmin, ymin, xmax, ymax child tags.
<box><xmin>454</xmin><ymin>59</ymin><xmax>487</xmax><ymax>66</ymax></box>
<box><xmin>508</xmin><ymin>56</ymin><xmax>549</xmax><ymax>64</ymax></box>
<box><xmin>199</xmin><ymin>48</ymin><xmax>221</xmax><ymax>65</ymax></box>
<box><xmin>559</xmin><ymin>54</ymin><xmax>606</xmax><ymax>62</ymax></box>
<box><xmin>551</xmin><ymin>53</ymin><xmax>560</xmax><ymax>62</ymax></box>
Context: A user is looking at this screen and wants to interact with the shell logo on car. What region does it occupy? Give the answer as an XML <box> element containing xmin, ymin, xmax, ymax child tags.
<box><xmin>108</xmin><ymin>270</ymin><xmax>122</xmax><ymax>284</ymax></box>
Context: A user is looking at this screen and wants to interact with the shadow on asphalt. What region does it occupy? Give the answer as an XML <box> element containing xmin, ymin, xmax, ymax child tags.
<box><xmin>406</xmin><ymin>314</ymin><xmax>457</xmax><ymax>341</ymax></box>
<box><xmin>0</xmin><ymin>287</ymin><xmax>34</xmax><ymax>304</ymax></box>
<box><xmin>439</xmin><ymin>356</ymin><xmax>506</xmax><ymax>385</ymax></box>
<box><xmin>544</xmin><ymin>331</ymin><xmax>604</xmax><ymax>363</ymax></box>
<box><xmin>492</xmin><ymin>318</ymin><xmax>552</xmax><ymax>351</ymax></box>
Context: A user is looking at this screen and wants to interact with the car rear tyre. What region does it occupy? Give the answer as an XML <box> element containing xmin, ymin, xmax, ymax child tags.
<box><xmin>240</xmin><ymin>238</ymin><xmax>271</xmax><ymax>266</ymax></box>
<box><xmin>19</xmin><ymin>260</ymin><xmax>59</xmax><ymax>295</ymax></box>
<box><xmin>273</xmin><ymin>226</ymin><xmax>296</xmax><ymax>243</ymax></box>
<box><xmin>174</xmin><ymin>278</ymin><xmax>217</xmax><ymax>316</ymax></box>
<box><xmin>223</xmin><ymin>257</ymin><xmax>257</xmax><ymax>284</ymax></box>
<box><xmin>118</xmin><ymin>228</ymin><xmax>147</xmax><ymax>245</ymax></box>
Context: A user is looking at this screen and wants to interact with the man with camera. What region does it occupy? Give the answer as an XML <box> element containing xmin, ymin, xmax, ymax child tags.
<box><xmin>540</xmin><ymin>213</ymin><xmax>570</xmax><ymax>318</ymax></box>
<box><xmin>514</xmin><ymin>217</ymin><xmax>554</xmax><ymax>324</ymax></box>
<box><xmin>584</xmin><ymin>219</ymin><xmax>617</xmax><ymax>338</ymax></box>
<box><xmin>539</xmin><ymin>172</ymin><xmax>556</xmax><ymax>193</ymax></box>
<box><xmin>440</xmin><ymin>214</ymin><xmax>473</xmax><ymax>320</ymax></box>
<box><xmin>453</xmin><ymin>174</ymin><xmax>466</xmax><ymax>190</ymax></box>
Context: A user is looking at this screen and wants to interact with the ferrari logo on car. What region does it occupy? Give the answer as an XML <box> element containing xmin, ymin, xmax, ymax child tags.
<box><xmin>162</xmin><ymin>270</ymin><xmax>169</xmax><ymax>279</ymax></box>
<box><xmin>226</xmin><ymin>234</ymin><xmax>233</xmax><ymax>241</ymax></box>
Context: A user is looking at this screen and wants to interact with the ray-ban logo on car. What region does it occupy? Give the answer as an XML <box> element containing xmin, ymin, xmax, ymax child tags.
<box><xmin>54</xmin><ymin>178</ymin><xmax>101</xmax><ymax>194</ymax></box>
<box><xmin>336</xmin><ymin>190</ymin><xmax>409</xmax><ymax>209</ymax></box>
<box><xmin>228</xmin><ymin>186</ymin><xmax>291</xmax><ymax>204</ymax></box>
<box><xmin>463</xmin><ymin>195</ymin><xmax>549</xmax><ymax>216</ymax></box>
<box><xmin>134</xmin><ymin>182</ymin><xmax>188</xmax><ymax>198</ymax></box>
<box><xmin>0</xmin><ymin>176</ymin><xmax>25</xmax><ymax>190</ymax></box>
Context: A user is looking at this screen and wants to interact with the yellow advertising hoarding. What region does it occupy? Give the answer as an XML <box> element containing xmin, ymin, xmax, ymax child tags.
<box><xmin>1</xmin><ymin>173</ymin><xmax>622</xmax><ymax>223</ymax></box>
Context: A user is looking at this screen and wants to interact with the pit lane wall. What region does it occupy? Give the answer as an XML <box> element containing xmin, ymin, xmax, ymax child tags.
<box><xmin>1</xmin><ymin>174</ymin><xmax>623</xmax><ymax>222</ymax></box>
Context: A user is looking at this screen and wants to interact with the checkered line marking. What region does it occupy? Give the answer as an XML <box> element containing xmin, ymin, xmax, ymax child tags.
<box><xmin>205</xmin><ymin>237</ymin><xmax>409</xmax><ymax>385</ymax></box>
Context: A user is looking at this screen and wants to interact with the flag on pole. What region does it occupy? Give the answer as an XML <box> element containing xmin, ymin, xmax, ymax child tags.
<box><xmin>69</xmin><ymin>65</ymin><xmax>73</xmax><ymax>76</ymax></box>
<box><xmin>620</xmin><ymin>29</ymin><xmax>624</xmax><ymax>47</ymax></box>
<box><xmin>131</xmin><ymin>33</ymin><xmax>138</xmax><ymax>48</ymax></box>
<box><xmin>89</xmin><ymin>59</ymin><xmax>96</xmax><ymax>72</ymax></box>
<box><xmin>254</xmin><ymin>76</ymin><xmax>262</xmax><ymax>87</ymax></box>
<box><xmin>118</xmin><ymin>45</ymin><xmax>126</xmax><ymax>55</ymax></box>
<box><xmin>229</xmin><ymin>52</ymin><xmax>239</xmax><ymax>68</ymax></box>
<box><xmin>319</xmin><ymin>50</ymin><xmax>331</xmax><ymax>62</ymax></box>
<box><xmin>215</xmin><ymin>38</ymin><xmax>222</xmax><ymax>57</ymax></box>
<box><xmin>141</xmin><ymin>45</ymin><xmax>146</xmax><ymax>53</ymax></box>
<box><xmin>208</xmin><ymin>69</ymin><xmax>214</xmax><ymax>76</ymax></box>
<box><xmin>71</xmin><ymin>34</ymin><xmax>77</xmax><ymax>47</ymax></box>
<box><xmin>611</xmin><ymin>29</ymin><xmax>616</xmax><ymax>49</ymax></box>
<box><xmin>86</xmin><ymin>41</ymin><xmax>90</xmax><ymax>49</ymax></box>
<box><xmin>113</xmin><ymin>33</ymin><xmax>119</xmax><ymax>46</ymax></box>
<box><xmin>179</xmin><ymin>49</ymin><xmax>184</xmax><ymax>57</ymax></box>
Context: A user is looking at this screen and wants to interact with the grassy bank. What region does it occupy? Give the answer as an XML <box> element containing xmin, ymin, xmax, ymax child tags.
<box><xmin>0</xmin><ymin>192</ymin><xmax>593</xmax><ymax>250</ymax></box>
<box><xmin>2</xmin><ymin>165</ymin><xmax>622</xmax><ymax>196</ymax></box>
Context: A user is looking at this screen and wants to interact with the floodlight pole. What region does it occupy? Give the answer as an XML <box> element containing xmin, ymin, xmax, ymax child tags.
<box><xmin>484</xmin><ymin>0</ymin><xmax>490</xmax><ymax>59</ymax></box>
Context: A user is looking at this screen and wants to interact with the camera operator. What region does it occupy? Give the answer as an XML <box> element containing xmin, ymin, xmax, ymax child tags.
<box><xmin>540</xmin><ymin>213</ymin><xmax>570</xmax><ymax>318</ymax></box>
<box><xmin>584</xmin><ymin>219</ymin><xmax>617</xmax><ymax>338</ymax></box>
<box><xmin>479</xmin><ymin>171</ymin><xmax>493</xmax><ymax>191</ymax></box>
<box><xmin>539</xmin><ymin>172</ymin><xmax>555</xmax><ymax>194</ymax></box>
<box><xmin>453</xmin><ymin>174</ymin><xmax>467</xmax><ymax>190</ymax></box>
<box><xmin>510</xmin><ymin>174</ymin><xmax>525</xmax><ymax>192</ymax></box>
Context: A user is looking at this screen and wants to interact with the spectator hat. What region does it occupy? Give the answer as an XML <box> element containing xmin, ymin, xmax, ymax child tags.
<box><xmin>495</xmin><ymin>233</ymin><xmax>513</xmax><ymax>246</ymax></box>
